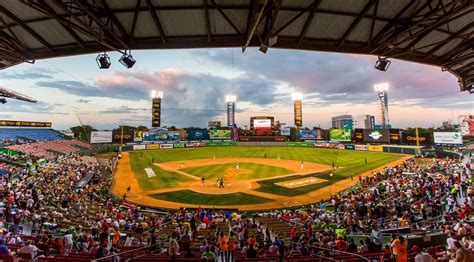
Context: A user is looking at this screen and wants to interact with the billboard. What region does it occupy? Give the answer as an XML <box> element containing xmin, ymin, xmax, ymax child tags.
<box><xmin>433</xmin><ymin>132</ymin><xmax>462</xmax><ymax>144</ymax></box>
<box><xmin>208</xmin><ymin>121</ymin><xmax>221</xmax><ymax>128</ymax></box>
<box><xmin>151</xmin><ymin>98</ymin><xmax>161</xmax><ymax>127</ymax></box>
<box><xmin>133</xmin><ymin>131</ymin><xmax>143</xmax><ymax>142</ymax></box>
<box><xmin>227</xmin><ymin>102</ymin><xmax>235</xmax><ymax>127</ymax></box>
<box><xmin>460</xmin><ymin>115</ymin><xmax>474</xmax><ymax>136</ymax></box>
<box><xmin>330</xmin><ymin>128</ymin><xmax>351</xmax><ymax>141</ymax></box>
<box><xmin>389</xmin><ymin>129</ymin><xmax>401</xmax><ymax>144</ymax></box>
<box><xmin>187</xmin><ymin>129</ymin><xmax>209</xmax><ymax>140</ymax></box>
<box><xmin>143</xmin><ymin>131</ymin><xmax>180</xmax><ymax>141</ymax></box>
<box><xmin>0</xmin><ymin>120</ymin><xmax>51</xmax><ymax>128</ymax></box>
<box><xmin>90</xmin><ymin>131</ymin><xmax>112</xmax><ymax>144</ymax></box>
<box><xmin>253</xmin><ymin>119</ymin><xmax>271</xmax><ymax>128</ymax></box>
<box><xmin>294</xmin><ymin>100</ymin><xmax>302</xmax><ymax>127</ymax></box>
<box><xmin>402</xmin><ymin>132</ymin><xmax>431</xmax><ymax>146</ymax></box>
<box><xmin>363</xmin><ymin>129</ymin><xmax>390</xmax><ymax>143</ymax></box>
<box><xmin>209</xmin><ymin>129</ymin><xmax>232</xmax><ymax>139</ymax></box>
<box><xmin>353</xmin><ymin>129</ymin><xmax>364</xmax><ymax>143</ymax></box>
<box><xmin>280</xmin><ymin>126</ymin><xmax>291</xmax><ymax>136</ymax></box>
<box><xmin>112</xmin><ymin>130</ymin><xmax>134</xmax><ymax>143</ymax></box>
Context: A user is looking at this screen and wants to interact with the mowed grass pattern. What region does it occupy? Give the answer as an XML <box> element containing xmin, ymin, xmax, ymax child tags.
<box><xmin>129</xmin><ymin>154</ymin><xmax>193</xmax><ymax>191</ymax></box>
<box><xmin>150</xmin><ymin>190</ymin><xmax>272</xmax><ymax>205</ymax></box>
<box><xmin>182</xmin><ymin>162</ymin><xmax>292</xmax><ymax>181</ymax></box>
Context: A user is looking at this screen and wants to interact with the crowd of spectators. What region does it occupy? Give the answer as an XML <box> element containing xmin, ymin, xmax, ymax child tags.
<box><xmin>0</xmin><ymin>149</ymin><xmax>472</xmax><ymax>261</ymax></box>
<box><xmin>7</xmin><ymin>140</ymin><xmax>92</xmax><ymax>160</ymax></box>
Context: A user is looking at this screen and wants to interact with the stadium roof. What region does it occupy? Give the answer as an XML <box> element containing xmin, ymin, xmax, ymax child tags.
<box><xmin>0</xmin><ymin>0</ymin><xmax>472</xmax><ymax>91</ymax></box>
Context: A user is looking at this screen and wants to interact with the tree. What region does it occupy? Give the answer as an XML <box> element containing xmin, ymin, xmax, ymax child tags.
<box><xmin>69</xmin><ymin>125</ymin><xmax>97</xmax><ymax>141</ymax></box>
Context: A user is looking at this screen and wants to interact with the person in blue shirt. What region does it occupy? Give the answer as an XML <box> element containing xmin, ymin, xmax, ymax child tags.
<box><xmin>0</xmin><ymin>238</ymin><xmax>10</xmax><ymax>255</ymax></box>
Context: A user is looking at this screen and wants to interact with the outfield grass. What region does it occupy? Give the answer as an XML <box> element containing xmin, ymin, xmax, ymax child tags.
<box><xmin>182</xmin><ymin>162</ymin><xmax>292</xmax><ymax>181</ymax></box>
<box><xmin>150</xmin><ymin>190</ymin><xmax>272</xmax><ymax>205</ymax></box>
<box><xmin>256</xmin><ymin>155</ymin><xmax>401</xmax><ymax>196</ymax></box>
<box><xmin>129</xmin><ymin>154</ymin><xmax>193</xmax><ymax>191</ymax></box>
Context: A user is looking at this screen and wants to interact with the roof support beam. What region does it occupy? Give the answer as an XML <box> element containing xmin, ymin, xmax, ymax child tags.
<box><xmin>203</xmin><ymin>0</ymin><xmax>212</xmax><ymax>43</ymax></box>
<box><xmin>145</xmin><ymin>0</ymin><xmax>166</xmax><ymax>44</ymax></box>
<box><xmin>0</xmin><ymin>5</ymin><xmax>53</xmax><ymax>53</ymax></box>
<box><xmin>210</xmin><ymin>0</ymin><xmax>244</xmax><ymax>40</ymax></box>
<box><xmin>338</xmin><ymin>0</ymin><xmax>377</xmax><ymax>47</ymax></box>
<box><xmin>401</xmin><ymin>4</ymin><xmax>472</xmax><ymax>52</ymax></box>
<box><xmin>370</xmin><ymin>0</ymin><xmax>417</xmax><ymax>47</ymax></box>
<box><xmin>368</xmin><ymin>0</ymin><xmax>378</xmax><ymax>45</ymax></box>
<box><xmin>100</xmin><ymin>0</ymin><xmax>129</xmax><ymax>41</ymax></box>
<box><xmin>35</xmin><ymin>0</ymin><xmax>85</xmax><ymax>49</ymax></box>
<box><xmin>73</xmin><ymin>0</ymin><xmax>129</xmax><ymax>49</ymax></box>
<box><xmin>424</xmin><ymin>21</ymin><xmax>474</xmax><ymax>58</ymax></box>
<box><xmin>273</xmin><ymin>0</ymin><xmax>319</xmax><ymax>36</ymax></box>
<box><xmin>129</xmin><ymin>0</ymin><xmax>142</xmax><ymax>42</ymax></box>
<box><xmin>242</xmin><ymin>0</ymin><xmax>268</xmax><ymax>52</ymax></box>
<box><xmin>298</xmin><ymin>0</ymin><xmax>322</xmax><ymax>46</ymax></box>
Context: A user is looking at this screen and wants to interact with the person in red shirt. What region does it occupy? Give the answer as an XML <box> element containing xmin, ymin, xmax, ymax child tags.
<box><xmin>335</xmin><ymin>237</ymin><xmax>348</xmax><ymax>251</ymax></box>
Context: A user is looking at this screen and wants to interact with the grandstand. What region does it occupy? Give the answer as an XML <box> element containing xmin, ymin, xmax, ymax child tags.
<box><xmin>0</xmin><ymin>128</ymin><xmax>65</xmax><ymax>142</ymax></box>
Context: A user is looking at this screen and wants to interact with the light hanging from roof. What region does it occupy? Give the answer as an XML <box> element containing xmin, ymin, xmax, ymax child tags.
<box><xmin>119</xmin><ymin>50</ymin><xmax>136</xmax><ymax>69</ymax></box>
<box><xmin>96</xmin><ymin>52</ymin><xmax>111</xmax><ymax>69</ymax></box>
<box><xmin>374</xmin><ymin>56</ymin><xmax>391</xmax><ymax>72</ymax></box>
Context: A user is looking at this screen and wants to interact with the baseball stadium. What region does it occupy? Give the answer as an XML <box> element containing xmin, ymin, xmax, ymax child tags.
<box><xmin>0</xmin><ymin>1</ymin><xmax>473</xmax><ymax>262</ymax></box>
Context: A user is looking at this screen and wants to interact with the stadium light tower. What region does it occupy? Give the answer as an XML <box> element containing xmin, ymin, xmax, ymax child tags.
<box><xmin>374</xmin><ymin>83</ymin><xmax>389</xmax><ymax>129</ymax></box>
<box><xmin>151</xmin><ymin>90</ymin><xmax>163</xmax><ymax>128</ymax></box>
<box><xmin>226</xmin><ymin>95</ymin><xmax>236</xmax><ymax>127</ymax></box>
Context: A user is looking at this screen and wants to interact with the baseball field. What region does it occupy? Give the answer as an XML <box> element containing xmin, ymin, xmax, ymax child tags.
<box><xmin>112</xmin><ymin>147</ymin><xmax>408</xmax><ymax>210</ymax></box>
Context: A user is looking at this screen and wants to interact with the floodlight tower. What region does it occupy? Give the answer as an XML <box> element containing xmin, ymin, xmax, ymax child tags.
<box><xmin>151</xmin><ymin>90</ymin><xmax>163</xmax><ymax>127</ymax></box>
<box><xmin>374</xmin><ymin>83</ymin><xmax>389</xmax><ymax>129</ymax></box>
<box><xmin>292</xmin><ymin>93</ymin><xmax>303</xmax><ymax>141</ymax></box>
<box><xmin>225</xmin><ymin>95</ymin><xmax>236</xmax><ymax>127</ymax></box>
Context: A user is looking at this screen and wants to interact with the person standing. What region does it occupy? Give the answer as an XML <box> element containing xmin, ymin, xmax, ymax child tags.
<box><xmin>168</xmin><ymin>232</ymin><xmax>179</xmax><ymax>262</ymax></box>
<box><xmin>201</xmin><ymin>176</ymin><xmax>205</xmax><ymax>187</ymax></box>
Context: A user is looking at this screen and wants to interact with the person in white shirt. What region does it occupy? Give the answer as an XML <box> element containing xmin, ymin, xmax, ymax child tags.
<box><xmin>17</xmin><ymin>241</ymin><xmax>39</xmax><ymax>258</ymax></box>
<box><xmin>63</xmin><ymin>233</ymin><xmax>73</xmax><ymax>254</ymax></box>
<box><xmin>446</xmin><ymin>232</ymin><xmax>457</xmax><ymax>252</ymax></box>
<box><xmin>168</xmin><ymin>232</ymin><xmax>179</xmax><ymax>260</ymax></box>
<box><xmin>412</xmin><ymin>245</ymin><xmax>436</xmax><ymax>262</ymax></box>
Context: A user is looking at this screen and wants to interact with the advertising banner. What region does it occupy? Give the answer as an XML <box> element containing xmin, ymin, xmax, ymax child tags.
<box><xmin>0</xmin><ymin>120</ymin><xmax>52</xmax><ymax>128</ymax></box>
<box><xmin>227</xmin><ymin>102</ymin><xmax>235</xmax><ymax>127</ymax></box>
<box><xmin>253</xmin><ymin>119</ymin><xmax>271</xmax><ymax>128</ymax></box>
<box><xmin>344</xmin><ymin>144</ymin><xmax>355</xmax><ymax>150</ymax></box>
<box><xmin>187</xmin><ymin>129</ymin><xmax>210</xmax><ymax>140</ymax></box>
<box><xmin>185</xmin><ymin>142</ymin><xmax>205</xmax><ymax>147</ymax></box>
<box><xmin>160</xmin><ymin>144</ymin><xmax>174</xmax><ymax>149</ymax></box>
<box><xmin>460</xmin><ymin>116</ymin><xmax>474</xmax><ymax>136</ymax></box>
<box><xmin>90</xmin><ymin>131</ymin><xmax>112</xmax><ymax>144</ymax></box>
<box><xmin>280</xmin><ymin>126</ymin><xmax>291</xmax><ymax>136</ymax></box>
<box><xmin>299</xmin><ymin>130</ymin><xmax>318</xmax><ymax>139</ymax></box>
<box><xmin>133</xmin><ymin>131</ymin><xmax>143</xmax><ymax>142</ymax></box>
<box><xmin>173</xmin><ymin>143</ymin><xmax>185</xmax><ymax>148</ymax></box>
<box><xmin>209</xmin><ymin>129</ymin><xmax>232</xmax><ymax>139</ymax></box>
<box><xmin>363</xmin><ymin>129</ymin><xmax>390</xmax><ymax>143</ymax></box>
<box><xmin>144</xmin><ymin>131</ymin><xmax>180</xmax><ymax>141</ymax></box>
<box><xmin>133</xmin><ymin>145</ymin><xmax>146</xmax><ymax>150</ymax></box>
<box><xmin>353</xmin><ymin>129</ymin><xmax>364</xmax><ymax>143</ymax></box>
<box><xmin>146</xmin><ymin>144</ymin><xmax>160</xmax><ymax>150</ymax></box>
<box><xmin>355</xmin><ymin>145</ymin><xmax>368</xmax><ymax>151</ymax></box>
<box><xmin>294</xmin><ymin>100</ymin><xmax>303</xmax><ymax>127</ymax></box>
<box><xmin>368</xmin><ymin>145</ymin><xmax>383</xmax><ymax>152</ymax></box>
<box><xmin>112</xmin><ymin>130</ymin><xmax>134</xmax><ymax>143</ymax></box>
<box><xmin>330</xmin><ymin>128</ymin><xmax>351</xmax><ymax>141</ymax></box>
<box><xmin>401</xmin><ymin>132</ymin><xmax>431</xmax><ymax>146</ymax></box>
<box><xmin>152</xmin><ymin>98</ymin><xmax>161</xmax><ymax>127</ymax></box>
<box><xmin>433</xmin><ymin>132</ymin><xmax>462</xmax><ymax>144</ymax></box>
<box><xmin>287</xmin><ymin>142</ymin><xmax>312</xmax><ymax>147</ymax></box>
<box><xmin>389</xmin><ymin>129</ymin><xmax>401</xmax><ymax>144</ymax></box>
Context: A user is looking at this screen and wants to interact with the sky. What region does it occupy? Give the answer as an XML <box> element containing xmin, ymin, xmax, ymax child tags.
<box><xmin>0</xmin><ymin>48</ymin><xmax>472</xmax><ymax>130</ymax></box>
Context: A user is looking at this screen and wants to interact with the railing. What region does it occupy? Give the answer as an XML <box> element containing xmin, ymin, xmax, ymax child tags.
<box><xmin>311</xmin><ymin>246</ymin><xmax>371</xmax><ymax>262</ymax></box>
<box><xmin>91</xmin><ymin>242</ymin><xmax>162</xmax><ymax>262</ymax></box>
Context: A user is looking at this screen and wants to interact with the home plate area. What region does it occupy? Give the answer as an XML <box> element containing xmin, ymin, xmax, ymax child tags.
<box><xmin>275</xmin><ymin>177</ymin><xmax>327</xmax><ymax>188</ymax></box>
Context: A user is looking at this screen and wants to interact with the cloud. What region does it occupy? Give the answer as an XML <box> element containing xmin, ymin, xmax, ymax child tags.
<box><xmin>76</xmin><ymin>99</ymin><xmax>90</xmax><ymax>103</ymax></box>
<box><xmin>1</xmin><ymin>100</ymin><xmax>68</xmax><ymax>115</ymax></box>
<box><xmin>189</xmin><ymin>48</ymin><xmax>466</xmax><ymax>108</ymax></box>
<box><xmin>0</xmin><ymin>68</ymin><xmax>56</xmax><ymax>79</ymax></box>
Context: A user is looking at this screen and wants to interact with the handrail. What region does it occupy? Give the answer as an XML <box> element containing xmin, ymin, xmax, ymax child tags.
<box><xmin>311</xmin><ymin>246</ymin><xmax>371</xmax><ymax>262</ymax></box>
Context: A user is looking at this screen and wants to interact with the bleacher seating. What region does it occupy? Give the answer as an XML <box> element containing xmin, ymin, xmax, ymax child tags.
<box><xmin>7</xmin><ymin>140</ymin><xmax>92</xmax><ymax>160</ymax></box>
<box><xmin>0</xmin><ymin>128</ymin><xmax>64</xmax><ymax>142</ymax></box>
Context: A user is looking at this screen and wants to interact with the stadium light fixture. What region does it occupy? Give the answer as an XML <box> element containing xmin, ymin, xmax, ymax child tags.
<box><xmin>151</xmin><ymin>90</ymin><xmax>163</xmax><ymax>99</ymax></box>
<box><xmin>119</xmin><ymin>51</ymin><xmax>136</xmax><ymax>69</ymax></box>
<box><xmin>96</xmin><ymin>53</ymin><xmax>111</xmax><ymax>69</ymax></box>
<box><xmin>374</xmin><ymin>83</ymin><xmax>389</xmax><ymax>91</ymax></box>
<box><xmin>225</xmin><ymin>95</ymin><xmax>237</xmax><ymax>102</ymax></box>
<box><xmin>374</xmin><ymin>57</ymin><xmax>391</xmax><ymax>72</ymax></box>
<box><xmin>292</xmin><ymin>92</ymin><xmax>303</xmax><ymax>101</ymax></box>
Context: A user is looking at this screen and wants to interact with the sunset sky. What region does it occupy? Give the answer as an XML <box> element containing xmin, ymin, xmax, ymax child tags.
<box><xmin>0</xmin><ymin>48</ymin><xmax>472</xmax><ymax>130</ymax></box>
